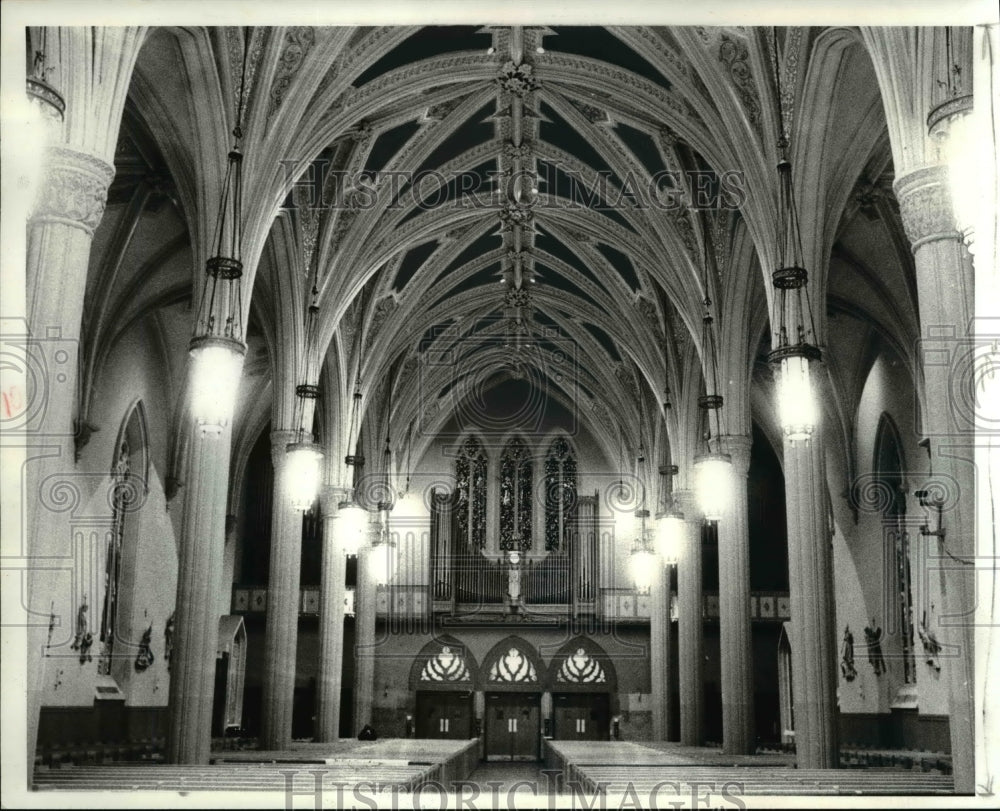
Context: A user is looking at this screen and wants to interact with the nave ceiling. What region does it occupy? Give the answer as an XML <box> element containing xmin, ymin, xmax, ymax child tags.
<box><xmin>75</xmin><ymin>23</ymin><xmax>926</xmax><ymax>491</ymax></box>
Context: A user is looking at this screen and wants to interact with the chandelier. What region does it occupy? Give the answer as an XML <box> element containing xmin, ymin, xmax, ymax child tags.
<box><xmin>285</xmin><ymin>288</ymin><xmax>323</xmax><ymax>512</ymax></box>
<box><xmin>336</xmin><ymin>500</ymin><xmax>367</xmax><ymax>557</ymax></box>
<box><xmin>694</xmin><ymin>271</ymin><xmax>733</xmax><ymax>522</ymax></box>
<box><xmin>629</xmin><ymin>508</ymin><xmax>656</xmax><ymax>594</ymax></box>
<box><xmin>768</xmin><ymin>29</ymin><xmax>821</xmax><ymax>443</ymax></box>
<box><xmin>189</xmin><ymin>33</ymin><xmax>251</xmax><ymax>436</ymax></box>
<box><xmin>656</xmin><ymin>465</ymin><xmax>683</xmax><ymax>565</ymax></box>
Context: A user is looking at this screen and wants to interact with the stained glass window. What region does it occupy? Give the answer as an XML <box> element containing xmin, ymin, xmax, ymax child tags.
<box><xmin>488</xmin><ymin>646</ymin><xmax>537</xmax><ymax>682</ymax></box>
<box><xmin>500</xmin><ymin>437</ymin><xmax>532</xmax><ymax>550</ymax></box>
<box><xmin>420</xmin><ymin>645</ymin><xmax>471</xmax><ymax>682</ymax></box>
<box><xmin>556</xmin><ymin>648</ymin><xmax>607</xmax><ymax>683</ymax></box>
<box><xmin>455</xmin><ymin>436</ymin><xmax>487</xmax><ymax>549</ymax></box>
<box><xmin>544</xmin><ymin>437</ymin><xmax>577</xmax><ymax>551</ymax></box>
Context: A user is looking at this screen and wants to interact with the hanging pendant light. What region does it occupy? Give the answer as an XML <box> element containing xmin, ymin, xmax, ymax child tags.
<box><xmin>694</xmin><ymin>294</ymin><xmax>732</xmax><ymax>522</ymax></box>
<box><xmin>369</xmin><ymin>371</ymin><xmax>399</xmax><ymax>585</ymax></box>
<box><xmin>336</xmin><ymin>500</ymin><xmax>367</xmax><ymax>556</ymax></box>
<box><xmin>927</xmin><ymin>27</ymin><xmax>978</xmax><ymax>246</ymax></box>
<box><xmin>655</xmin><ymin>464</ymin><xmax>683</xmax><ymax>564</ymax></box>
<box><xmin>22</xmin><ymin>29</ymin><xmax>65</xmax><ymax>212</ymax></box>
<box><xmin>768</xmin><ymin>29</ymin><xmax>822</xmax><ymax>443</ymax></box>
<box><xmin>630</xmin><ymin>509</ymin><xmax>656</xmax><ymax>593</ymax></box>
<box><xmin>189</xmin><ymin>31</ymin><xmax>251</xmax><ymax>436</ymax></box>
<box><xmin>286</xmin><ymin>277</ymin><xmax>324</xmax><ymax>511</ymax></box>
<box><xmin>369</xmin><ymin>535</ymin><xmax>396</xmax><ymax>587</ymax></box>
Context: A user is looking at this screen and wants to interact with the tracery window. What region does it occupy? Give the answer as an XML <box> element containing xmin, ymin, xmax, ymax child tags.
<box><xmin>488</xmin><ymin>646</ymin><xmax>537</xmax><ymax>683</ymax></box>
<box><xmin>455</xmin><ymin>436</ymin><xmax>487</xmax><ymax>549</ymax></box>
<box><xmin>420</xmin><ymin>645</ymin><xmax>472</xmax><ymax>683</ymax></box>
<box><xmin>499</xmin><ymin>437</ymin><xmax>532</xmax><ymax>550</ymax></box>
<box><xmin>544</xmin><ymin>437</ymin><xmax>577</xmax><ymax>551</ymax></box>
<box><xmin>556</xmin><ymin>648</ymin><xmax>607</xmax><ymax>684</ymax></box>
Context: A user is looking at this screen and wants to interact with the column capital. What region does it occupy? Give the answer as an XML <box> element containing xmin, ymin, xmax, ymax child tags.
<box><xmin>721</xmin><ymin>434</ymin><xmax>753</xmax><ymax>476</ymax></box>
<box><xmin>320</xmin><ymin>485</ymin><xmax>352</xmax><ymax>513</ymax></box>
<box><xmin>30</xmin><ymin>146</ymin><xmax>115</xmax><ymax>235</ymax></box>
<box><xmin>893</xmin><ymin>164</ymin><xmax>962</xmax><ymax>249</ymax></box>
<box><xmin>270</xmin><ymin>429</ymin><xmax>299</xmax><ymax>469</ymax></box>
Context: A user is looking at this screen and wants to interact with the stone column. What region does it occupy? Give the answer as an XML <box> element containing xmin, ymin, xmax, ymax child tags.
<box><xmin>784</xmin><ymin>421</ymin><xmax>838</xmax><ymax>768</ymax></box>
<box><xmin>315</xmin><ymin>486</ymin><xmax>348</xmax><ymax>741</ymax></box>
<box><xmin>353</xmin><ymin>532</ymin><xmax>377</xmax><ymax>733</ymax></box>
<box><xmin>895</xmin><ymin>164</ymin><xmax>975</xmax><ymax>793</ymax></box>
<box><xmin>676</xmin><ymin>489</ymin><xmax>704</xmax><ymax>746</ymax></box>
<box><xmin>717</xmin><ymin>435</ymin><xmax>754</xmax><ymax>755</ymax></box>
<box><xmin>166</xmin><ymin>417</ymin><xmax>238</xmax><ymax>763</ymax></box>
<box><xmin>25</xmin><ymin>147</ymin><xmax>116</xmax><ymax>771</ymax></box>
<box><xmin>259</xmin><ymin>430</ymin><xmax>304</xmax><ymax>750</ymax></box>
<box><xmin>650</xmin><ymin>560</ymin><xmax>671</xmax><ymax>740</ymax></box>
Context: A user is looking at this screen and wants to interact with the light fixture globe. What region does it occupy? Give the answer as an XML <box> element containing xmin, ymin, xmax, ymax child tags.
<box><xmin>694</xmin><ymin>452</ymin><xmax>733</xmax><ymax>522</ymax></box>
<box><xmin>336</xmin><ymin>501</ymin><xmax>367</xmax><ymax>556</ymax></box>
<box><xmin>188</xmin><ymin>334</ymin><xmax>246</xmax><ymax>436</ymax></box>
<box><xmin>773</xmin><ymin>351</ymin><xmax>819</xmax><ymax>441</ymax></box>
<box><xmin>629</xmin><ymin>546</ymin><xmax>656</xmax><ymax>594</ymax></box>
<box><xmin>285</xmin><ymin>440</ymin><xmax>323</xmax><ymax>512</ymax></box>
<box><xmin>928</xmin><ymin>94</ymin><xmax>978</xmax><ymax>245</ymax></box>
<box><xmin>656</xmin><ymin>510</ymin><xmax>685</xmax><ymax>565</ymax></box>
<box><xmin>20</xmin><ymin>75</ymin><xmax>64</xmax><ymax>209</ymax></box>
<box><xmin>369</xmin><ymin>539</ymin><xmax>395</xmax><ymax>586</ymax></box>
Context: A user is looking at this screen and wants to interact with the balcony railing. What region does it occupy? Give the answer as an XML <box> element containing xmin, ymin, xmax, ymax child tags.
<box><xmin>231</xmin><ymin>583</ymin><xmax>791</xmax><ymax>622</ymax></box>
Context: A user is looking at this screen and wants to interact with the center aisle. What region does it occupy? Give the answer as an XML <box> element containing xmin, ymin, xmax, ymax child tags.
<box><xmin>463</xmin><ymin>761</ymin><xmax>562</xmax><ymax>800</ymax></box>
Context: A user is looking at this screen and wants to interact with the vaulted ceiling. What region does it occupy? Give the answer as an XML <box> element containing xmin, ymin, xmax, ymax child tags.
<box><xmin>84</xmin><ymin>25</ymin><xmax>919</xmax><ymax>486</ymax></box>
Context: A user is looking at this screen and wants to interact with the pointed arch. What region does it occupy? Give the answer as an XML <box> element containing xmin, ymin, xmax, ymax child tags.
<box><xmin>409</xmin><ymin>635</ymin><xmax>480</xmax><ymax>691</ymax></box>
<box><xmin>482</xmin><ymin>636</ymin><xmax>543</xmax><ymax>691</ymax></box>
<box><xmin>99</xmin><ymin>400</ymin><xmax>150</xmax><ymax>683</ymax></box>
<box><xmin>873</xmin><ymin>411</ymin><xmax>915</xmax><ymax>684</ymax></box>
<box><xmin>545</xmin><ymin>636</ymin><xmax>618</xmax><ymax>693</ymax></box>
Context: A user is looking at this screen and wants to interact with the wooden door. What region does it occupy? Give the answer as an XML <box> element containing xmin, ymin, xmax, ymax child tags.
<box><xmin>415</xmin><ymin>691</ymin><xmax>473</xmax><ymax>739</ymax></box>
<box><xmin>553</xmin><ymin>693</ymin><xmax>609</xmax><ymax>741</ymax></box>
<box><xmin>485</xmin><ymin>693</ymin><xmax>541</xmax><ymax>761</ymax></box>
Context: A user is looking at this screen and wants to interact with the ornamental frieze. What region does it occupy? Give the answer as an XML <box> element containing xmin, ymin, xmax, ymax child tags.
<box><xmin>267</xmin><ymin>27</ymin><xmax>316</xmax><ymax>123</ymax></box>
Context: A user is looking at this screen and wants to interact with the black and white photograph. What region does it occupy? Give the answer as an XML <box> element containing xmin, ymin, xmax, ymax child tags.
<box><xmin>1</xmin><ymin>0</ymin><xmax>998</xmax><ymax>807</ymax></box>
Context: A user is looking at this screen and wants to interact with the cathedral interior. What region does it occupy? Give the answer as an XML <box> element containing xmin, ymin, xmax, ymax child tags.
<box><xmin>6</xmin><ymin>11</ymin><xmax>999</xmax><ymax>803</ymax></box>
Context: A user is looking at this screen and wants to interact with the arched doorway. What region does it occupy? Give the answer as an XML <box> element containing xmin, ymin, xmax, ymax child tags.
<box><xmin>482</xmin><ymin>637</ymin><xmax>544</xmax><ymax>761</ymax></box>
<box><xmin>409</xmin><ymin>637</ymin><xmax>478</xmax><ymax>740</ymax></box>
<box><xmin>547</xmin><ymin>637</ymin><xmax>616</xmax><ymax>742</ymax></box>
